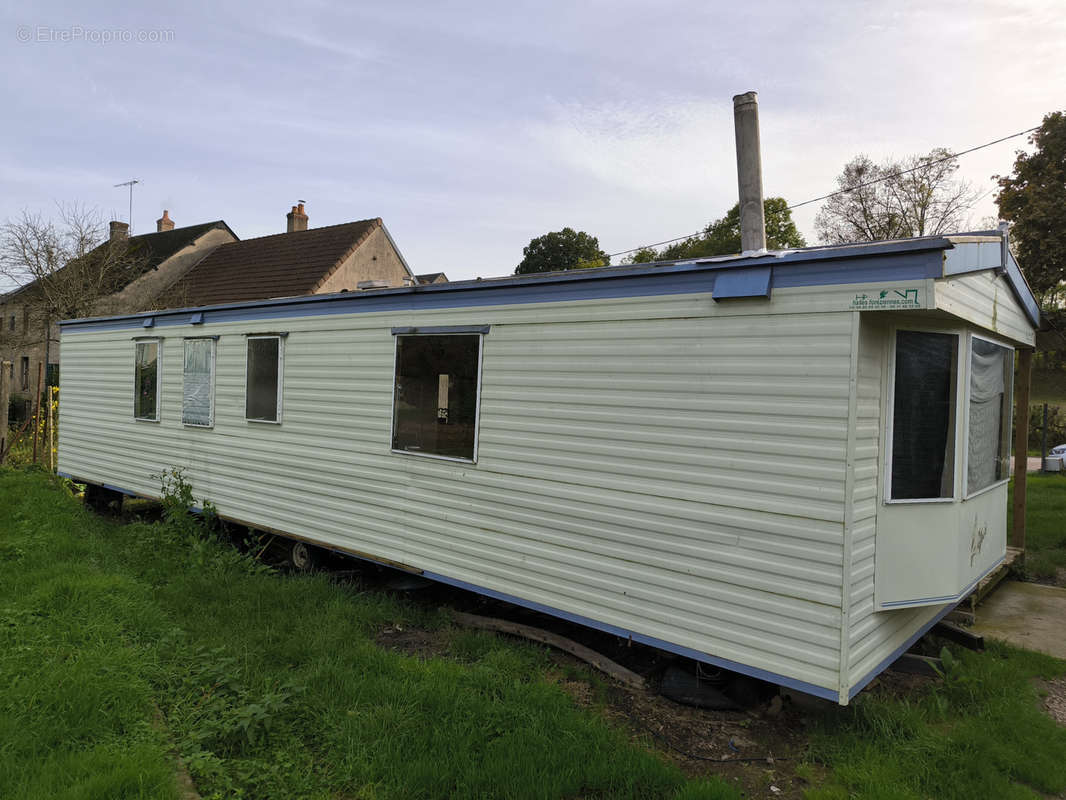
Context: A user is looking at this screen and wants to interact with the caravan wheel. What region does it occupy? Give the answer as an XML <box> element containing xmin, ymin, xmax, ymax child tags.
<box><xmin>290</xmin><ymin>540</ymin><xmax>320</xmax><ymax>571</ymax></box>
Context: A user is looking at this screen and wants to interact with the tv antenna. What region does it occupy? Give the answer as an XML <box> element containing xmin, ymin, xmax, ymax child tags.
<box><xmin>114</xmin><ymin>179</ymin><xmax>140</xmax><ymax>233</ymax></box>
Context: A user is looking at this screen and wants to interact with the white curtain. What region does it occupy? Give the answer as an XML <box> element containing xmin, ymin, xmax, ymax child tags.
<box><xmin>968</xmin><ymin>340</ymin><xmax>1009</xmax><ymax>492</ymax></box>
<box><xmin>183</xmin><ymin>339</ymin><xmax>214</xmax><ymax>426</ymax></box>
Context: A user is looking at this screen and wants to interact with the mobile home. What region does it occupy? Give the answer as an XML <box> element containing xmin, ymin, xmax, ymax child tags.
<box><xmin>57</xmin><ymin>231</ymin><xmax>1038</xmax><ymax>704</ymax></box>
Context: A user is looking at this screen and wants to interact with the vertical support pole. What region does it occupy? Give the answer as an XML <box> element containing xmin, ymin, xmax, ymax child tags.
<box><xmin>0</xmin><ymin>361</ymin><xmax>10</xmax><ymax>464</ymax></box>
<box><xmin>1041</xmin><ymin>402</ymin><xmax>1049</xmax><ymax>465</ymax></box>
<box><xmin>31</xmin><ymin>361</ymin><xmax>43</xmax><ymax>464</ymax></box>
<box><xmin>1012</xmin><ymin>348</ymin><xmax>1032</xmax><ymax>551</ymax></box>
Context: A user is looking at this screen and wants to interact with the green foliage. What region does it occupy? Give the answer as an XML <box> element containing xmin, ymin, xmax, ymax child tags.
<box><xmin>808</xmin><ymin>642</ymin><xmax>1066</xmax><ymax>799</ymax></box>
<box><xmin>0</xmin><ymin>469</ymin><xmax>740</xmax><ymax>800</ymax></box>
<box><xmin>996</xmin><ymin>111</ymin><xmax>1066</xmax><ymax>308</ymax></box>
<box><xmin>627</xmin><ymin>198</ymin><xmax>805</xmax><ymax>263</ymax></box>
<box><xmin>515</xmin><ymin>227</ymin><xmax>610</xmax><ymax>274</ymax></box>
<box><xmin>1024</xmin><ymin>403</ymin><xmax>1066</xmax><ymax>451</ymax></box>
<box><xmin>1010</xmin><ymin>473</ymin><xmax>1066</xmax><ymax>581</ymax></box>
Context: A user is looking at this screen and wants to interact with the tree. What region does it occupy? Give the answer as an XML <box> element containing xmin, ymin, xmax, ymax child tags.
<box><xmin>0</xmin><ymin>205</ymin><xmax>146</xmax><ymax>321</ymax></box>
<box><xmin>627</xmin><ymin>198</ymin><xmax>806</xmax><ymax>263</ymax></box>
<box><xmin>0</xmin><ymin>205</ymin><xmax>148</xmax><ymax>373</ymax></box>
<box><xmin>814</xmin><ymin>148</ymin><xmax>980</xmax><ymax>244</ymax></box>
<box><xmin>995</xmin><ymin>111</ymin><xmax>1066</xmax><ymax>308</ymax></box>
<box><xmin>515</xmin><ymin>228</ymin><xmax>609</xmax><ymax>275</ymax></box>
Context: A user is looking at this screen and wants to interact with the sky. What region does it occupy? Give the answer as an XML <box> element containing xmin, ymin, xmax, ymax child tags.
<box><xmin>1</xmin><ymin>0</ymin><xmax>1063</xmax><ymax>286</ymax></box>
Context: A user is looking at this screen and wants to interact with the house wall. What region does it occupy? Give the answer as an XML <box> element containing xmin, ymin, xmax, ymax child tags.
<box><xmin>58</xmin><ymin>288</ymin><xmax>855</xmax><ymax>696</ymax></box>
<box><xmin>317</xmin><ymin>226</ymin><xmax>412</xmax><ymax>293</ymax></box>
<box><xmin>0</xmin><ymin>299</ymin><xmax>53</xmax><ymax>403</ymax></box>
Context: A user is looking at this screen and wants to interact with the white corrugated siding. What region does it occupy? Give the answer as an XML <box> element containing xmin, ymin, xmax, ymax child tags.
<box><xmin>935</xmin><ymin>271</ymin><xmax>1035</xmax><ymax>347</ymax></box>
<box><xmin>59</xmin><ymin>292</ymin><xmax>851</xmax><ymax>692</ymax></box>
<box><xmin>846</xmin><ymin>319</ymin><xmax>943</xmax><ymax>689</ymax></box>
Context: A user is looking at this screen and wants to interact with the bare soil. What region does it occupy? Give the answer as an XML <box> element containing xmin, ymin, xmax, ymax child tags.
<box><xmin>1040</xmin><ymin>678</ymin><xmax>1066</xmax><ymax>726</ymax></box>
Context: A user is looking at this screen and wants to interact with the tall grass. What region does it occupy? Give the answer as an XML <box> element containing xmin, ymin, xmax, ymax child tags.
<box><xmin>0</xmin><ymin>468</ymin><xmax>736</xmax><ymax>800</ymax></box>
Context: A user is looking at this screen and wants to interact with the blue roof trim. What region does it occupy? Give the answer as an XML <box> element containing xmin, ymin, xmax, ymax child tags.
<box><xmin>712</xmin><ymin>265</ymin><xmax>771</xmax><ymax>300</ymax></box>
<box><xmin>60</xmin><ymin>245</ymin><xmax>958</xmax><ymax>334</ymax></box>
<box><xmin>1003</xmin><ymin>250</ymin><xmax>1041</xmax><ymax>327</ymax></box>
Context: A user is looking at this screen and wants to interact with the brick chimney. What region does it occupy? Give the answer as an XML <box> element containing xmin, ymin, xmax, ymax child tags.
<box><xmin>156</xmin><ymin>209</ymin><xmax>175</xmax><ymax>232</ymax></box>
<box><xmin>109</xmin><ymin>220</ymin><xmax>130</xmax><ymax>242</ymax></box>
<box><xmin>286</xmin><ymin>202</ymin><xmax>308</xmax><ymax>233</ymax></box>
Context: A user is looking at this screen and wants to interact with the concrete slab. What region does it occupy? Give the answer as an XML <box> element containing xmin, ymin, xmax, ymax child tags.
<box><xmin>973</xmin><ymin>581</ymin><xmax>1066</xmax><ymax>660</ymax></box>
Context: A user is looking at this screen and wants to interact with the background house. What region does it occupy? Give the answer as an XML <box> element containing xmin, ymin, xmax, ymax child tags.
<box><xmin>0</xmin><ymin>213</ymin><xmax>236</xmax><ymax>407</ymax></box>
<box><xmin>164</xmin><ymin>205</ymin><xmax>415</xmax><ymax>307</ymax></box>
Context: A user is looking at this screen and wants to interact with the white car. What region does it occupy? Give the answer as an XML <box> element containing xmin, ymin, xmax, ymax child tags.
<box><xmin>1051</xmin><ymin>444</ymin><xmax>1066</xmax><ymax>458</ymax></box>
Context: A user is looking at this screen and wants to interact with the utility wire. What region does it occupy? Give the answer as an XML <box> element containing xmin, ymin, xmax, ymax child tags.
<box><xmin>606</xmin><ymin>124</ymin><xmax>1040</xmax><ymax>260</ymax></box>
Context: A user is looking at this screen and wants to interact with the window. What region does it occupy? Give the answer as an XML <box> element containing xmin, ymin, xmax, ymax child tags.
<box><xmin>134</xmin><ymin>340</ymin><xmax>161</xmax><ymax>421</ymax></box>
<box><xmin>20</xmin><ymin>356</ymin><xmax>29</xmax><ymax>390</ymax></box>
<box><xmin>392</xmin><ymin>333</ymin><xmax>482</xmax><ymax>461</ymax></box>
<box><xmin>966</xmin><ymin>337</ymin><xmax>1013</xmax><ymax>495</ymax></box>
<box><xmin>246</xmin><ymin>336</ymin><xmax>282</xmax><ymax>422</ymax></box>
<box><xmin>182</xmin><ymin>338</ymin><xmax>216</xmax><ymax>427</ymax></box>
<box><xmin>889</xmin><ymin>331</ymin><xmax>959</xmax><ymax>500</ymax></box>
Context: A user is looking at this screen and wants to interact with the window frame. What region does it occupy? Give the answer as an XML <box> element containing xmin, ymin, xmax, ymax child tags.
<box><xmin>182</xmin><ymin>336</ymin><xmax>217</xmax><ymax>428</ymax></box>
<box><xmin>883</xmin><ymin>325</ymin><xmax>964</xmax><ymax>505</ymax></box>
<box><xmin>133</xmin><ymin>337</ymin><xmax>162</xmax><ymax>423</ymax></box>
<box><xmin>389</xmin><ymin>330</ymin><xmax>485</xmax><ymax>464</ymax></box>
<box><xmin>962</xmin><ymin>332</ymin><xmax>1015</xmax><ymax>500</ymax></box>
<box><xmin>244</xmin><ymin>334</ymin><xmax>285</xmax><ymax>424</ymax></box>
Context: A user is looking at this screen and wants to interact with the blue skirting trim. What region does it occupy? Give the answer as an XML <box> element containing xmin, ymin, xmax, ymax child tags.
<box><xmin>420</xmin><ymin>569</ymin><xmax>840</xmax><ymax>702</ymax></box>
<box><xmin>847</xmin><ymin>601</ymin><xmax>959</xmax><ymax>700</ymax></box>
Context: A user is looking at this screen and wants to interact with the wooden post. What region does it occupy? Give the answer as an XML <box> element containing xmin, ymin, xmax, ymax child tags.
<box><xmin>1012</xmin><ymin>348</ymin><xmax>1032</xmax><ymax>551</ymax></box>
<box><xmin>31</xmin><ymin>361</ymin><xmax>43</xmax><ymax>464</ymax></box>
<box><xmin>0</xmin><ymin>361</ymin><xmax>10</xmax><ymax>464</ymax></box>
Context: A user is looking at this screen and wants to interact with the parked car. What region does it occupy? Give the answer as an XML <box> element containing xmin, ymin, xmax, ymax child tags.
<box><xmin>1050</xmin><ymin>444</ymin><xmax>1066</xmax><ymax>458</ymax></box>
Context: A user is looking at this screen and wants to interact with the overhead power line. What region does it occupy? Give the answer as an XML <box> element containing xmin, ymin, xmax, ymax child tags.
<box><xmin>606</xmin><ymin>124</ymin><xmax>1040</xmax><ymax>260</ymax></box>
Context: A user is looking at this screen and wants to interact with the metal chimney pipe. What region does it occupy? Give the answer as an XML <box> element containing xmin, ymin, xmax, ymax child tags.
<box><xmin>733</xmin><ymin>91</ymin><xmax>766</xmax><ymax>253</ymax></box>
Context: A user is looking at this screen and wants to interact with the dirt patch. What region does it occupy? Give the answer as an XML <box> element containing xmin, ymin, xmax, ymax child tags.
<box><xmin>1040</xmin><ymin>678</ymin><xmax>1066</xmax><ymax>726</ymax></box>
<box><xmin>374</xmin><ymin>624</ymin><xmax>451</xmax><ymax>660</ymax></box>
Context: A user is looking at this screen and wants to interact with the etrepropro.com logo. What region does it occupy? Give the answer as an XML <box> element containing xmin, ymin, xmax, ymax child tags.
<box><xmin>16</xmin><ymin>25</ymin><xmax>175</xmax><ymax>44</ymax></box>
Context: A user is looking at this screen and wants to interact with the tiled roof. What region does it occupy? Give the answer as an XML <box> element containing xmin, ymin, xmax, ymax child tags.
<box><xmin>129</xmin><ymin>221</ymin><xmax>235</xmax><ymax>271</ymax></box>
<box><xmin>169</xmin><ymin>218</ymin><xmax>382</xmax><ymax>307</ymax></box>
<box><xmin>3</xmin><ymin>221</ymin><xmax>234</xmax><ymax>302</ymax></box>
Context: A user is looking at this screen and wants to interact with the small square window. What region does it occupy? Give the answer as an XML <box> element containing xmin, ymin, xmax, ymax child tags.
<box><xmin>134</xmin><ymin>340</ymin><xmax>161</xmax><ymax>421</ymax></box>
<box><xmin>392</xmin><ymin>334</ymin><xmax>481</xmax><ymax>460</ymax></box>
<box><xmin>183</xmin><ymin>338</ymin><xmax>215</xmax><ymax>427</ymax></box>
<box><xmin>890</xmin><ymin>330</ymin><xmax>958</xmax><ymax>500</ymax></box>
<box><xmin>246</xmin><ymin>336</ymin><xmax>282</xmax><ymax>422</ymax></box>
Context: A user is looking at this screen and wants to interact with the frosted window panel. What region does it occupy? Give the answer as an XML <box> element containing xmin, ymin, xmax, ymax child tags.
<box><xmin>182</xmin><ymin>339</ymin><xmax>214</xmax><ymax>427</ymax></box>
<box><xmin>967</xmin><ymin>339</ymin><xmax>1013</xmax><ymax>493</ymax></box>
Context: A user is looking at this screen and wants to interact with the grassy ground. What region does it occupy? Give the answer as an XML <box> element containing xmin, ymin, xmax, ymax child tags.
<box><xmin>0</xmin><ymin>468</ymin><xmax>736</xmax><ymax>800</ymax></box>
<box><xmin>2</xmin><ymin>468</ymin><xmax>1066</xmax><ymax>799</ymax></box>
<box><xmin>1012</xmin><ymin>473</ymin><xmax>1066</xmax><ymax>582</ymax></box>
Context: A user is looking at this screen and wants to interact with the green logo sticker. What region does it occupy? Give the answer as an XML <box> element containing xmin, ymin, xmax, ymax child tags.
<box><xmin>850</xmin><ymin>288</ymin><xmax>921</xmax><ymax>310</ymax></box>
